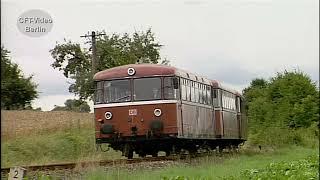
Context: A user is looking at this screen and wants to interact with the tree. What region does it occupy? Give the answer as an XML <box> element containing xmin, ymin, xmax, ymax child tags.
<box><xmin>50</xmin><ymin>28</ymin><xmax>167</xmax><ymax>100</ymax></box>
<box><xmin>1</xmin><ymin>46</ymin><xmax>38</xmax><ymax>110</ymax></box>
<box><xmin>242</xmin><ymin>78</ymin><xmax>268</xmax><ymax>109</ymax></box>
<box><xmin>243</xmin><ymin>70</ymin><xmax>319</xmax><ymax>146</ymax></box>
<box><xmin>244</xmin><ymin>70</ymin><xmax>319</xmax><ymax>128</ymax></box>
<box><xmin>51</xmin><ymin>99</ymin><xmax>90</xmax><ymax>113</ymax></box>
<box><xmin>267</xmin><ymin>70</ymin><xmax>319</xmax><ymax>128</ymax></box>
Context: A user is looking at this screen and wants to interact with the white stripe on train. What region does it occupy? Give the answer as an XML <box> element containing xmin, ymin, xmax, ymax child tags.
<box><xmin>94</xmin><ymin>100</ymin><xmax>178</xmax><ymax>108</ymax></box>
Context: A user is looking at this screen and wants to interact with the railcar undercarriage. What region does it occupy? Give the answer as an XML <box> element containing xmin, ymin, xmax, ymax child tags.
<box><xmin>96</xmin><ymin>137</ymin><xmax>245</xmax><ymax>159</ymax></box>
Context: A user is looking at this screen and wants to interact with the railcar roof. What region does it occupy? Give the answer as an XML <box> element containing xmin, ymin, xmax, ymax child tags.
<box><xmin>93</xmin><ymin>64</ymin><xmax>176</xmax><ymax>80</ymax></box>
<box><xmin>211</xmin><ymin>80</ymin><xmax>241</xmax><ymax>95</ymax></box>
<box><xmin>94</xmin><ymin>63</ymin><xmax>240</xmax><ymax>95</ymax></box>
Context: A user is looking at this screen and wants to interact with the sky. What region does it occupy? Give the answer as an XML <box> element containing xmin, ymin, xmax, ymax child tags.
<box><xmin>1</xmin><ymin>0</ymin><xmax>319</xmax><ymax>111</ymax></box>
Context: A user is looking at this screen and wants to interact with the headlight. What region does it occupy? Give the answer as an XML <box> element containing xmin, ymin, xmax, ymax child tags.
<box><xmin>154</xmin><ymin>109</ymin><xmax>162</xmax><ymax>117</ymax></box>
<box><xmin>127</xmin><ymin>67</ymin><xmax>136</xmax><ymax>76</ymax></box>
<box><xmin>105</xmin><ymin>112</ymin><xmax>113</xmax><ymax>120</ymax></box>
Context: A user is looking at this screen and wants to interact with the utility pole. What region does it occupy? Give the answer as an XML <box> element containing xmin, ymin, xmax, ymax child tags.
<box><xmin>80</xmin><ymin>31</ymin><xmax>106</xmax><ymax>151</ymax></box>
<box><xmin>80</xmin><ymin>31</ymin><xmax>106</xmax><ymax>76</ymax></box>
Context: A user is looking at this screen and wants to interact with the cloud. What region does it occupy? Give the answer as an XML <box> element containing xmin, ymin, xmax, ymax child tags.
<box><xmin>10</xmin><ymin>54</ymin><xmax>71</xmax><ymax>96</ymax></box>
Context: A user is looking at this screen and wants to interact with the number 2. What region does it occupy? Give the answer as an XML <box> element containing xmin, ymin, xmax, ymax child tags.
<box><xmin>13</xmin><ymin>170</ymin><xmax>19</xmax><ymax>178</ymax></box>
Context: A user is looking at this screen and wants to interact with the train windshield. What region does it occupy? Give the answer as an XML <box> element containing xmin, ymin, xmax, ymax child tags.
<box><xmin>95</xmin><ymin>77</ymin><xmax>180</xmax><ymax>104</ymax></box>
<box><xmin>103</xmin><ymin>79</ymin><xmax>131</xmax><ymax>103</ymax></box>
<box><xmin>134</xmin><ymin>77</ymin><xmax>161</xmax><ymax>101</ymax></box>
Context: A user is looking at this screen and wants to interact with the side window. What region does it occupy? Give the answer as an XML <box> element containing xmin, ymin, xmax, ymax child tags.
<box><xmin>195</xmin><ymin>83</ymin><xmax>199</xmax><ymax>103</ymax></box>
<box><xmin>207</xmin><ymin>85</ymin><xmax>212</xmax><ymax>105</ymax></box>
<box><xmin>202</xmin><ymin>84</ymin><xmax>207</xmax><ymax>104</ymax></box>
<box><xmin>221</xmin><ymin>91</ymin><xmax>237</xmax><ymax>111</ymax></box>
<box><xmin>202</xmin><ymin>85</ymin><xmax>207</xmax><ymax>104</ymax></box>
<box><xmin>228</xmin><ymin>92</ymin><xmax>230</xmax><ymax>109</ymax></box>
<box><xmin>228</xmin><ymin>93</ymin><xmax>231</xmax><ymax>109</ymax></box>
<box><xmin>199</xmin><ymin>84</ymin><xmax>203</xmax><ymax>104</ymax></box>
<box><xmin>164</xmin><ymin>77</ymin><xmax>180</xmax><ymax>100</ymax></box>
<box><xmin>190</xmin><ymin>81</ymin><xmax>195</xmax><ymax>102</ymax></box>
<box><xmin>229</xmin><ymin>94</ymin><xmax>232</xmax><ymax>110</ymax></box>
<box><xmin>95</xmin><ymin>81</ymin><xmax>104</xmax><ymax>104</ymax></box>
<box><xmin>204</xmin><ymin>84</ymin><xmax>208</xmax><ymax>104</ymax></box>
<box><xmin>198</xmin><ymin>83</ymin><xmax>201</xmax><ymax>103</ymax></box>
<box><xmin>104</xmin><ymin>81</ymin><xmax>110</xmax><ymax>103</ymax></box>
<box><xmin>231</xmin><ymin>94</ymin><xmax>234</xmax><ymax>110</ymax></box>
<box><xmin>195</xmin><ymin>82</ymin><xmax>198</xmax><ymax>103</ymax></box>
<box><xmin>232</xmin><ymin>94</ymin><xmax>236</xmax><ymax>111</ymax></box>
<box><xmin>186</xmin><ymin>79</ymin><xmax>191</xmax><ymax>101</ymax></box>
<box><xmin>181</xmin><ymin>79</ymin><xmax>186</xmax><ymax>100</ymax></box>
<box><xmin>213</xmin><ymin>89</ymin><xmax>221</xmax><ymax>107</ymax></box>
<box><xmin>222</xmin><ymin>91</ymin><xmax>227</xmax><ymax>109</ymax></box>
<box><xmin>236</xmin><ymin>96</ymin><xmax>241</xmax><ymax>112</ymax></box>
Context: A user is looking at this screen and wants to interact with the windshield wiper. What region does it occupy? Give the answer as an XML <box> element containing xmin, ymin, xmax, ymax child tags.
<box><xmin>115</xmin><ymin>95</ymin><xmax>131</xmax><ymax>101</ymax></box>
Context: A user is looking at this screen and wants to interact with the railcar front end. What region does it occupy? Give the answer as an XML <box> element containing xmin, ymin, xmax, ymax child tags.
<box><xmin>94</xmin><ymin>73</ymin><xmax>180</xmax><ymax>158</ymax></box>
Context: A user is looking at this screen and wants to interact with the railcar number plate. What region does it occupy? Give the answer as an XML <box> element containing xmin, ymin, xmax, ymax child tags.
<box><xmin>129</xmin><ymin>109</ymin><xmax>137</xmax><ymax>116</ymax></box>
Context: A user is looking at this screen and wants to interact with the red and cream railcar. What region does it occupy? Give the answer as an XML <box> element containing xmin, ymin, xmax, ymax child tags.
<box><xmin>93</xmin><ymin>64</ymin><xmax>247</xmax><ymax>158</ymax></box>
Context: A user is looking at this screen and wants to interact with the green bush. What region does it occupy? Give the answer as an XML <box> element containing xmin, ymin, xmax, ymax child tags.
<box><xmin>236</xmin><ymin>155</ymin><xmax>319</xmax><ymax>180</ymax></box>
<box><xmin>243</xmin><ymin>70</ymin><xmax>319</xmax><ymax>147</ymax></box>
<box><xmin>247</xmin><ymin>122</ymin><xmax>319</xmax><ymax>148</ymax></box>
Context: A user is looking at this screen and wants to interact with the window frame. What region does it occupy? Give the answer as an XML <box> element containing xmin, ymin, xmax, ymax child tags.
<box><xmin>94</xmin><ymin>81</ymin><xmax>104</xmax><ymax>104</ymax></box>
<box><xmin>133</xmin><ymin>77</ymin><xmax>162</xmax><ymax>101</ymax></box>
<box><xmin>163</xmin><ymin>76</ymin><xmax>180</xmax><ymax>100</ymax></box>
<box><xmin>221</xmin><ymin>90</ymin><xmax>237</xmax><ymax>111</ymax></box>
<box><xmin>103</xmin><ymin>79</ymin><xmax>132</xmax><ymax>104</ymax></box>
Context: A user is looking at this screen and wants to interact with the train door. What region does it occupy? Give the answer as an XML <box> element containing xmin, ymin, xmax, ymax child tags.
<box><xmin>210</xmin><ymin>86</ymin><xmax>215</xmax><ymax>138</ymax></box>
<box><xmin>236</xmin><ymin>96</ymin><xmax>241</xmax><ymax>139</ymax></box>
<box><xmin>213</xmin><ymin>88</ymin><xmax>223</xmax><ymax>138</ymax></box>
<box><xmin>176</xmin><ymin>77</ymin><xmax>184</xmax><ymax>137</ymax></box>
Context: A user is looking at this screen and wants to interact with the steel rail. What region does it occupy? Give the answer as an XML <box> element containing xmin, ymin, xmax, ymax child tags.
<box><xmin>1</xmin><ymin>156</ymin><xmax>176</xmax><ymax>174</ymax></box>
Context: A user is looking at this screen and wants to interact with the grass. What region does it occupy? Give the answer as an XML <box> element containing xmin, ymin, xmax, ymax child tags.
<box><xmin>1</xmin><ymin>110</ymin><xmax>107</xmax><ymax>167</ymax></box>
<box><xmin>82</xmin><ymin>146</ymin><xmax>318</xmax><ymax>180</ymax></box>
<box><xmin>1</xmin><ymin>127</ymin><xmax>122</xmax><ymax>168</ymax></box>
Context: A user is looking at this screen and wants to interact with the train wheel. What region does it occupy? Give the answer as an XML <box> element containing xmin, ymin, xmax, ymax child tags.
<box><xmin>232</xmin><ymin>145</ymin><xmax>239</xmax><ymax>153</ymax></box>
<box><xmin>218</xmin><ymin>146</ymin><xmax>224</xmax><ymax>154</ymax></box>
<box><xmin>188</xmin><ymin>145</ymin><xmax>198</xmax><ymax>157</ymax></box>
<box><xmin>152</xmin><ymin>151</ymin><xmax>158</xmax><ymax>157</ymax></box>
<box><xmin>139</xmin><ymin>153</ymin><xmax>146</xmax><ymax>158</ymax></box>
<box><xmin>124</xmin><ymin>144</ymin><xmax>134</xmax><ymax>159</ymax></box>
<box><xmin>172</xmin><ymin>145</ymin><xmax>181</xmax><ymax>155</ymax></box>
<box><xmin>128</xmin><ymin>150</ymin><xmax>134</xmax><ymax>159</ymax></box>
<box><xmin>165</xmin><ymin>150</ymin><xmax>171</xmax><ymax>157</ymax></box>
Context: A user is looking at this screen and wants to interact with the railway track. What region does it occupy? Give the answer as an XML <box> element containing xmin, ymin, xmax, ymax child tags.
<box><xmin>1</xmin><ymin>156</ymin><xmax>176</xmax><ymax>177</ymax></box>
<box><xmin>1</xmin><ymin>150</ymin><xmax>237</xmax><ymax>179</ymax></box>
